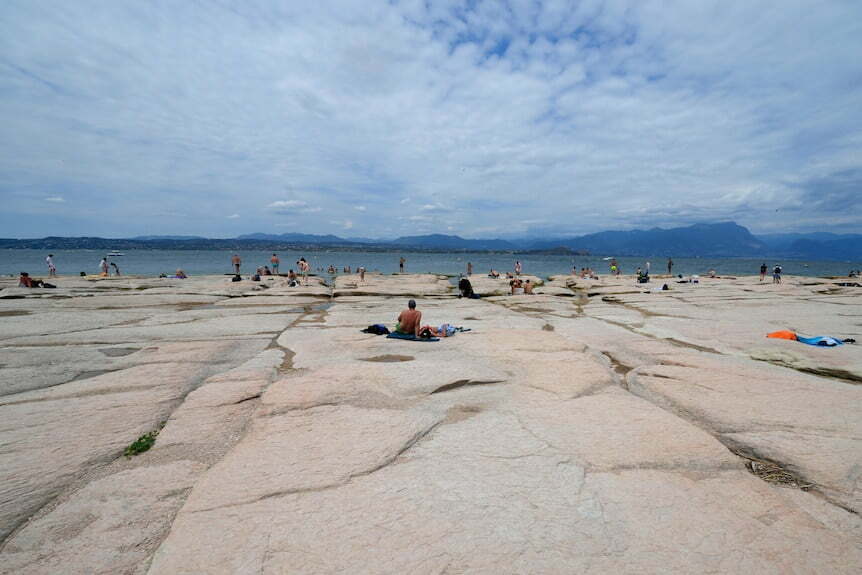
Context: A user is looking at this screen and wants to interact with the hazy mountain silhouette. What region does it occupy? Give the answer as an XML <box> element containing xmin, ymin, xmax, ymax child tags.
<box><xmin>2</xmin><ymin>222</ymin><xmax>858</xmax><ymax>260</ymax></box>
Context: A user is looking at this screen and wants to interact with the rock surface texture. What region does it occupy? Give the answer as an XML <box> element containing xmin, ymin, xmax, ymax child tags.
<box><xmin>0</xmin><ymin>272</ymin><xmax>860</xmax><ymax>574</ymax></box>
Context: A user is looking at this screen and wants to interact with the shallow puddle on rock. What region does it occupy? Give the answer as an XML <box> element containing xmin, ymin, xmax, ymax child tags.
<box><xmin>361</xmin><ymin>354</ymin><xmax>414</xmax><ymax>363</ymax></box>
<box><xmin>443</xmin><ymin>405</ymin><xmax>482</xmax><ymax>424</ymax></box>
<box><xmin>98</xmin><ymin>347</ymin><xmax>140</xmax><ymax>357</ymax></box>
<box><xmin>0</xmin><ymin>310</ymin><xmax>31</xmax><ymax>317</ymax></box>
<box><xmin>601</xmin><ymin>352</ymin><xmax>634</xmax><ymax>377</ymax></box>
<box><xmin>69</xmin><ymin>369</ymin><xmax>114</xmax><ymax>382</ymax></box>
<box><xmin>430</xmin><ymin>379</ymin><xmax>505</xmax><ymax>394</ymax></box>
<box><xmin>663</xmin><ymin>338</ymin><xmax>721</xmax><ymax>354</ymax></box>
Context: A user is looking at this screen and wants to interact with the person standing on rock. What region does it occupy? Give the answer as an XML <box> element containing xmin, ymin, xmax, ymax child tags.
<box><xmin>760</xmin><ymin>263</ymin><xmax>767</xmax><ymax>281</ymax></box>
<box><xmin>99</xmin><ymin>257</ymin><xmax>109</xmax><ymax>277</ymax></box>
<box><xmin>667</xmin><ymin>257</ymin><xmax>673</xmax><ymax>275</ymax></box>
<box><xmin>467</xmin><ymin>261</ymin><xmax>473</xmax><ymax>276</ymax></box>
<box><xmin>297</xmin><ymin>257</ymin><xmax>310</xmax><ymax>283</ymax></box>
<box><xmin>231</xmin><ymin>254</ymin><xmax>241</xmax><ymax>275</ymax></box>
<box><xmin>399</xmin><ymin>257</ymin><xmax>406</xmax><ymax>273</ymax></box>
<box><xmin>270</xmin><ymin>254</ymin><xmax>280</xmax><ymax>275</ymax></box>
<box><xmin>359</xmin><ymin>266</ymin><xmax>366</xmax><ymax>283</ymax></box>
<box><xmin>515</xmin><ymin>260</ymin><xmax>522</xmax><ymax>276</ymax></box>
<box><xmin>773</xmin><ymin>264</ymin><xmax>782</xmax><ymax>284</ymax></box>
<box><xmin>396</xmin><ymin>299</ymin><xmax>422</xmax><ymax>337</ymax></box>
<box><xmin>46</xmin><ymin>254</ymin><xmax>56</xmax><ymax>277</ymax></box>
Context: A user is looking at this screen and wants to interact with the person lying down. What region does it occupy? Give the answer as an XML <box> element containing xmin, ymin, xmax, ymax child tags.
<box><xmin>417</xmin><ymin>323</ymin><xmax>470</xmax><ymax>338</ymax></box>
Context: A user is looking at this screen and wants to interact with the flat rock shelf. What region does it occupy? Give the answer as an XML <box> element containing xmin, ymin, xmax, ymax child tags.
<box><xmin>0</xmin><ymin>272</ymin><xmax>860</xmax><ymax>574</ymax></box>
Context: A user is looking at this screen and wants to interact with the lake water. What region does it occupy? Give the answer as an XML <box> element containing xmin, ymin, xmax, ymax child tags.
<box><xmin>2</xmin><ymin>249</ymin><xmax>857</xmax><ymax>278</ymax></box>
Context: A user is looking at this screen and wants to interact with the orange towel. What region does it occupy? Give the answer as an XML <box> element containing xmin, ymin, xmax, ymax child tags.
<box><xmin>767</xmin><ymin>330</ymin><xmax>797</xmax><ymax>340</ymax></box>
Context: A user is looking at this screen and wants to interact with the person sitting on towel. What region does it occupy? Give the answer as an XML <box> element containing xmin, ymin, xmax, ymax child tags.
<box><xmin>396</xmin><ymin>299</ymin><xmax>422</xmax><ymax>337</ymax></box>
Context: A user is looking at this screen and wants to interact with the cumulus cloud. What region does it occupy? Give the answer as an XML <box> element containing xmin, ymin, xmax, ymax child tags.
<box><xmin>1</xmin><ymin>1</ymin><xmax>860</xmax><ymax>237</ymax></box>
<box><xmin>227</xmin><ymin>213</ymin><xmax>240</xmax><ymax>219</ymax></box>
<box><xmin>44</xmin><ymin>196</ymin><xmax>64</xmax><ymax>203</ymax></box>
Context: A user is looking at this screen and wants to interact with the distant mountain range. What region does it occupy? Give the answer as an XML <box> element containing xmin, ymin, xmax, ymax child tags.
<box><xmin>523</xmin><ymin>222</ymin><xmax>767</xmax><ymax>256</ymax></box>
<box><xmin>237</xmin><ymin>232</ymin><xmax>351</xmax><ymax>244</ymax></box>
<box><xmin>1</xmin><ymin>223</ymin><xmax>859</xmax><ymax>260</ymax></box>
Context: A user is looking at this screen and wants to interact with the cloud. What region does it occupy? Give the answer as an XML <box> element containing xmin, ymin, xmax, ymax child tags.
<box><xmin>268</xmin><ymin>200</ymin><xmax>307</xmax><ymax>210</ymax></box>
<box><xmin>1</xmin><ymin>1</ymin><xmax>860</xmax><ymax>237</ymax></box>
<box><xmin>354</xmin><ymin>205</ymin><xmax>366</xmax><ymax>211</ymax></box>
<box><xmin>44</xmin><ymin>196</ymin><xmax>64</xmax><ymax>203</ymax></box>
<box><xmin>227</xmin><ymin>213</ymin><xmax>240</xmax><ymax>219</ymax></box>
<box><xmin>268</xmin><ymin>200</ymin><xmax>321</xmax><ymax>214</ymax></box>
<box><xmin>419</xmin><ymin>203</ymin><xmax>452</xmax><ymax>213</ymax></box>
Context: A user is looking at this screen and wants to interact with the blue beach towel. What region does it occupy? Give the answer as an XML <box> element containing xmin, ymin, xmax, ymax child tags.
<box><xmin>386</xmin><ymin>332</ymin><xmax>440</xmax><ymax>342</ymax></box>
<box><xmin>796</xmin><ymin>335</ymin><xmax>844</xmax><ymax>347</ymax></box>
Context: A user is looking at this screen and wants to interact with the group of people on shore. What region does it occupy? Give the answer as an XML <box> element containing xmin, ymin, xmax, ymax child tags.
<box><xmin>229</xmin><ymin>254</ymin><xmax>373</xmax><ymax>286</ymax></box>
<box><xmin>509</xmin><ymin>277</ymin><xmax>534</xmax><ymax>295</ymax></box>
<box><xmin>98</xmin><ymin>257</ymin><xmax>121</xmax><ymax>277</ymax></box>
<box><xmin>759</xmin><ymin>263</ymin><xmax>783</xmax><ymax>283</ymax></box>
<box><xmin>231</xmin><ymin>254</ymin><xmax>311</xmax><ymax>285</ymax></box>
<box><xmin>21</xmin><ymin>253</ymin><xmax>858</xmax><ymax>288</ymax></box>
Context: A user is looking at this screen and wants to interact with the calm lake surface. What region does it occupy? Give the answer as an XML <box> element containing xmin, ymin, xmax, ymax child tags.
<box><xmin>2</xmin><ymin>249</ymin><xmax>858</xmax><ymax>278</ymax></box>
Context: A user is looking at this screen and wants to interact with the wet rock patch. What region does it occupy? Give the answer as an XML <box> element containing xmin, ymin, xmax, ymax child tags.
<box><xmin>361</xmin><ymin>354</ymin><xmax>414</xmax><ymax>363</ymax></box>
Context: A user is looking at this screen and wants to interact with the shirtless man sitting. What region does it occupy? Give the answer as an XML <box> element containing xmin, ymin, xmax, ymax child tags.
<box><xmin>396</xmin><ymin>299</ymin><xmax>422</xmax><ymax>337</ymax></box>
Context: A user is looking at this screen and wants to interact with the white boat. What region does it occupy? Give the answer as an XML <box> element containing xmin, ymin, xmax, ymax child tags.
<box><xmin>107</xmin><ymin>251</ymin><xmax>125</xmax><ymax>257</ymax></box>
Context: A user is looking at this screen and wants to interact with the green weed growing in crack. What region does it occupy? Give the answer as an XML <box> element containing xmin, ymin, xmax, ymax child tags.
<box><xmin>123</xmin><ymin>421</ymin><xmax>166</xmax><ymax>457</ymax></box>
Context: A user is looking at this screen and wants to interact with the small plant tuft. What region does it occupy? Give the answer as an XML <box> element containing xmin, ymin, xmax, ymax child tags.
<box><xmin>123</xmin><ymin>421</ymin><xmax>166</xmax><ymax>457</ymax></box>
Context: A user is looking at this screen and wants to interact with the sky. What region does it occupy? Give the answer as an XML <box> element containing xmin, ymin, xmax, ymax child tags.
<box><xmin>1</xmin><ymin>0</ymin><xmax>861</xmax><ymax>239</ymax></box>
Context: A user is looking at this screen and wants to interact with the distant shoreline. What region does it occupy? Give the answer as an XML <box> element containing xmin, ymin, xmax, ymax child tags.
<box><xmin>1</xmin><ymin>244</ymin><xmax>858</xmax><ymax>262</ymax></box>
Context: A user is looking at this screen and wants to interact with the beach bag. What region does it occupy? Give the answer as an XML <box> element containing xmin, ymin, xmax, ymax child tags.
<box><xmin>362</xmin><ymin>324</ymin><xmax>390</xmax><ymax>335</ymax></box>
